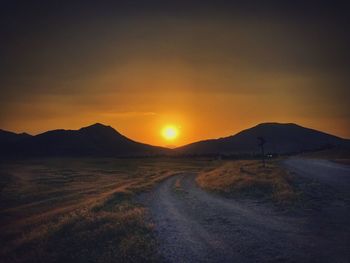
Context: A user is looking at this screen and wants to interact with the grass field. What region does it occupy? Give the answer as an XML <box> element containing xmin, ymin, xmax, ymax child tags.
<box><xmin>0</xmin><ymin>158</ymin><xmax>218</xmax><ymax>263</ymax></box>
<box><xmin>196</xmin><ymin>160</ymin><xmax>298</xmax><ymax>203</ymax></box>
<box><xmin>0</xmin><ymin>157</ymin><xmax>314</xmax><ymax>262</ymax></box>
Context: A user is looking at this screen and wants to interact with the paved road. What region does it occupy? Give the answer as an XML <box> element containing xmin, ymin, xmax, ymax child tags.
<box><xmin>141</xmin><ymin>159</ymin><xmax>350</xmax><ymax>263</ymax></box>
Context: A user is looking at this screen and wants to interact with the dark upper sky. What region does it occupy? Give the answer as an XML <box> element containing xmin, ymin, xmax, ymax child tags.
<box><xmin>0</xmin><ymin>0</ymin><xmax>349</xmax><ymax>145</ymax></box>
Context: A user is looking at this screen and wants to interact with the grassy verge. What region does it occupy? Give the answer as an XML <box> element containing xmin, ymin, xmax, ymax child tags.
<box><xmin>196</xmin><ymin>160</ymin><xmax>298</xmax><ymax>204</ymax></box>
<box><xmin>3</xmin><ymin>197</ymin><xmax>157</xmax><ymax>263</ymax></box>
<box><xmin>0</xmin><ymin>158</ymin><xmax>214</xmax><ymax>263</ymax></box>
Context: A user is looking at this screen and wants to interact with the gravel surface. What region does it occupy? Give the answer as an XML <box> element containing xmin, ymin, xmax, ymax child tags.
<box><xmin>140</xmin><ymin>159</ymin><xmax>350</xmax><ymax>263</ymax></box>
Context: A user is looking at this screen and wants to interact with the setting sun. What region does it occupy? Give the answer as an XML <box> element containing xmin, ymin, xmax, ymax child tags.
<box><xmin>162</xmin><ymin>125</ymin><xmax>179</xmax><ymax>141</ymax></box>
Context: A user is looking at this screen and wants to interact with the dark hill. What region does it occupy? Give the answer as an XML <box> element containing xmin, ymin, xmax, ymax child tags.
<box><xmin>1</xmin><ymin>123</ymin><xmax>169</xmax><ymax>157</ymax></box>
<box><xmin>0</xmin><ymin>129</ymin><xmax>32</xmax><ymax>145</ymax></box>
<box><xmin>175</xmin><ymin>123</ymin><xmax>349</xmax><ymax>156</ymax></box>
<box><xmin>1</xmin><ymin>122</ymin><xmax>348</xmax><ymax>158</ymax></box>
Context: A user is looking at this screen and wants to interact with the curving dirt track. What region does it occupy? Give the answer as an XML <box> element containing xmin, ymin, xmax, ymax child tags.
<box><xmin>140</xmin><ymin>158</ymin><xmax>350</xmax><ymax>263</ymax></box>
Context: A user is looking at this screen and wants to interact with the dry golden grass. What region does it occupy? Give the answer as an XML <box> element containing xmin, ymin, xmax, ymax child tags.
<box><xmin>0</xmin><ymin>157</ymin><xmax>215</xmax><ymax>263</ymax></box>
<box><xmin>196</xmin><ymin>160</ymin><xmax>297</xmax><ymax>203</ymax></box>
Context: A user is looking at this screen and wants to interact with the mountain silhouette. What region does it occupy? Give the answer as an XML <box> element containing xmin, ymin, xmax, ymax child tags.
<box><xmin>1</xmin><ymin>122</ymin><xmax>349</xmax><ymax>158</ymax></box>
<box><xmin>0</xmin><ymin>129</ymin><xmax>32</xmax><ymax>145</ymax></box>
<box><xmin>175</xmin><ymin>123</ymin><xmax>349</xmax><ymax>155</ymax></box>
<box><xmin>1</xmin><ymin>123</ymin><xmax>168</xmax><ymax>157</ymax></box>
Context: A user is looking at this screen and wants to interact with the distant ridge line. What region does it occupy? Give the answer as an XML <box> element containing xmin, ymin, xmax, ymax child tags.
<box><xmin>0</xmin><ymin>122</ymin><xmax>349</xmax><ymax>157</ymax></box>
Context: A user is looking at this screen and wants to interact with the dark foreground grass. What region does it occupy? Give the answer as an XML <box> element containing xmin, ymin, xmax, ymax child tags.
<box><xmin>4</xmin><ymin>198</ymin><xmax>156</xmax><ymax>263</ymax></box>
<box><xmin>0</xmin><ymin>158</ymin><xmax>215</xmax><ymax>263</ymax></box>
<box><xmin>196</xmin><ymin>160</ymin><xmax>298</xmax><ymax>204</ymax></box>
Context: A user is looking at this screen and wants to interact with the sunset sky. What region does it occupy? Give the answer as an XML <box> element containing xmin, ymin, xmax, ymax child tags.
<box><xmin>1</xmin><ymin>1</ymin><xmax>349</xmax><ymax>146</ymax></box>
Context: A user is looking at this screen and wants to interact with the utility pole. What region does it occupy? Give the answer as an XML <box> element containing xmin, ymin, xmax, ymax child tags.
<box><xmin>257</xmin><ymin>137</ymin><xmax>266</xmax><ymax>167</ymax></box>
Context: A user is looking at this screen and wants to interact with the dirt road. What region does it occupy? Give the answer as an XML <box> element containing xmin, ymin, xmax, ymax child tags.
<box><xmin>140</xmin><ymin>158</ymin><xmax>350</xmax><ymax>263</ymax></box>
<box><xmin>284</xmin><ymin>158</ymin><xmax>350</xmax><ymax>192</ymax></box>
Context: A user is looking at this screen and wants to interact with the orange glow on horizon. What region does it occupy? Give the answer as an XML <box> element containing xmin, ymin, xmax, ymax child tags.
<box><xmin>0</xmin><ymin>6</ymin><xmax>349</xmax><ymax>148</ymax></box>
